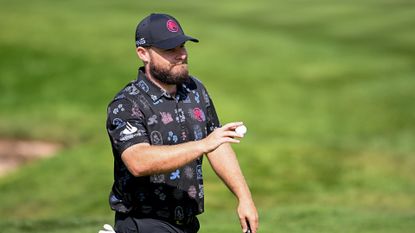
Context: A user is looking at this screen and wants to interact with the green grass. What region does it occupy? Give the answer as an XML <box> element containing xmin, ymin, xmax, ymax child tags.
<box><xmin>1</xmin><ymin>0</ymin><xmax>415</xmax><ymax>232</ymax></box>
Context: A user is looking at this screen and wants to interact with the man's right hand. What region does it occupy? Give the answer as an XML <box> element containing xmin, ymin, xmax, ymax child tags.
<box><xmin>201</xmin><ymin>122</ymin><xmax>244</xmax><ymax>154</ymax></box>
<box><xmin>98</xmin><ymin>224</ymin><xmax>115</xmax><ymax>233</ymax></box>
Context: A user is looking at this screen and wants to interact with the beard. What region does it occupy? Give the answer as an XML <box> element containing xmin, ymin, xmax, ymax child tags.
<box><xmin>149</xmin><ymin>62</ymin><xmax>189</xmax><ymax>85</ymax></box>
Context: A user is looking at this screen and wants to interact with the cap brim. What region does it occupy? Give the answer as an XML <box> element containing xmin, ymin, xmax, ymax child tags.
<box><xmin>153</xmin><ymin>34</ymin><xmax>199</xmax><ymax>50</ymax></box>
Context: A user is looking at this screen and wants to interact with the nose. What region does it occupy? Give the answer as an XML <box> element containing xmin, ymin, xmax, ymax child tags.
<box><xmin>176</xmin><ymin>46</ymin><xmax>187</xmax><ymax>61</ymax></box>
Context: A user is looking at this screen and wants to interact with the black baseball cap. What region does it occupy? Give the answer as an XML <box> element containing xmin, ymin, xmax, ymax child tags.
<box><xmin>135</xmin><ymin>13</ymin><xmax>199</xmax><ymax>49</ymax></box>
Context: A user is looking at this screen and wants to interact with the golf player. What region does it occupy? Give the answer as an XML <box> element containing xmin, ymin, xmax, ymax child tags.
<box><xmin>106</xmin><ymin>13</ymin><xmax>258</xmax><ymax>233</ymax></box>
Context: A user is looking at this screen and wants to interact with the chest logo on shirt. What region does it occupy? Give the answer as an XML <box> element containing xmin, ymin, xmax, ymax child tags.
<box><xmin>160</xmin><ymin>112</ymin><xmax>174</xmax><ymax>125</ymax></box>
<box><xmin>189</xmin><ymin>108</ymin><xmax>206</xmax><ymax>122</ymax></box>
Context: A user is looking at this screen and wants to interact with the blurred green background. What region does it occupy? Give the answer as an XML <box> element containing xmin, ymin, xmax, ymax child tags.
<box><xmin>1</xmin><ymin>0</ymin><xmax>415</xmax><ymax>232</ymax></box>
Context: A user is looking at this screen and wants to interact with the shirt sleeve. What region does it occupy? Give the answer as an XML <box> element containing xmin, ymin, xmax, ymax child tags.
<box><xmin>106</xmin><ymin>98</ymin><xmax>149</xmax><ymax>156</ymax></box>
<box><xmin>201</xmin><ymin>88</ymin><xmax>221</xmax><ymax>134</ymax></box>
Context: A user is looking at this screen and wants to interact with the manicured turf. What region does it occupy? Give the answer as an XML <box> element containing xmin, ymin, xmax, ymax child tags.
<box><xmin>1</xmin><ymin>0</ymin><xmax>415</xmax><ymax>232</ymax></box>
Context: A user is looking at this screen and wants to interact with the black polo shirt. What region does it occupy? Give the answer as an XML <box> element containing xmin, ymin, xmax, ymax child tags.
<box><xmin>106</xmin><ymin>67</ymin><xmax>220</xmax><ymax>223</ymax></box>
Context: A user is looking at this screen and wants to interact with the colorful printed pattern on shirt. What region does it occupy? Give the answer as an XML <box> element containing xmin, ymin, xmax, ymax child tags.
<box><xmin>106</xmin><ymin>68</ymin><xmax>220</xmax><ymax>221</ymax></box>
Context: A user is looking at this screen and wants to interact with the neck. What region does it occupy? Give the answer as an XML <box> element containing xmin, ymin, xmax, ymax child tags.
<box><xmin>145</xmin><ymin>69</ymin><xmax>177</xmax><ymax>96</ymax></box>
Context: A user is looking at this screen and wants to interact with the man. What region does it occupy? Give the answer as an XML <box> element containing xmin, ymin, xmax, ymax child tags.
<box><xmin>106</xmin><ymin>13</ymin><xmax>258</xmax><ymax>233</ymax></box>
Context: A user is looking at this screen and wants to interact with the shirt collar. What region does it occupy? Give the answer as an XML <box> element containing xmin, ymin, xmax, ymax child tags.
<box><xmin>135</xmin><ymin>67</ymin><xmax>191</xmax><ymax>102</ymax></box>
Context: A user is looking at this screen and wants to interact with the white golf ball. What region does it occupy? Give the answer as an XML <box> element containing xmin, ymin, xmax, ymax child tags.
<box><xmin>235</xmin><ymin>125</ymin><xmax>247</xmax><ymax>135</ymax></box>
<box><xmin>103</xmin><ymin>224</ymin><xmax>114</xmax><ymax>231</ymax></box>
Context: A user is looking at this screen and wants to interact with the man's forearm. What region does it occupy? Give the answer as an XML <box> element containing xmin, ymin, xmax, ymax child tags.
<box><xmin>121</xmin><ymin>122</ymin><xmax>243</xmax><ymax>177</ymax></box>
<box><xmin>207</xmin><ymin>143</ymin><xmax>258</xmax><ymax>233</ymax></box>
<box><xmin>122</xmin><ymin>141</ymin><xmax>205</xmax><ymax>177</ymax></box>
<box><xmin>207</xmin><ymin>143</ymin><xmax>253</xmax><ymax>202</ymax></box>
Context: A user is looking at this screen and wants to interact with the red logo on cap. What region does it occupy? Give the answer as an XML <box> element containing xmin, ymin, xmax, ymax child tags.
<box><xmin>166</xmin><ymin>20</ymin><xmax>179</xmax><ymax>32</ymax></box>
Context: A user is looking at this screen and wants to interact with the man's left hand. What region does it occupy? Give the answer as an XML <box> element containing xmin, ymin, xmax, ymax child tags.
<box><xmin>237</xmin><ymin>199</ymin><xmax>259</xmax><ymax>233</ymax></box>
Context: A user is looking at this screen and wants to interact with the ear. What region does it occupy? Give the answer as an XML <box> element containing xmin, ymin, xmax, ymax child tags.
<box><xmin>136</xmin><ymin>47</ymin><xmax>150</xmax><ymax>64</ymax></box>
